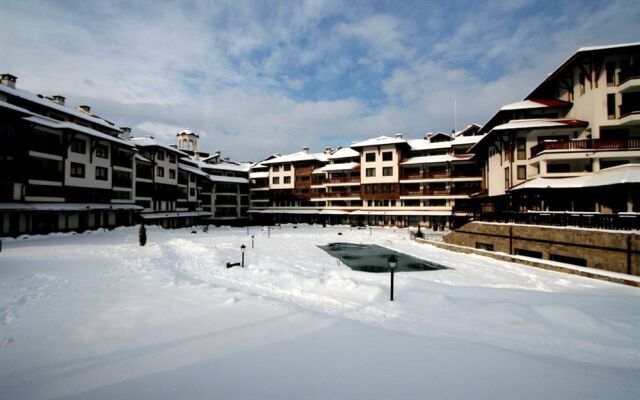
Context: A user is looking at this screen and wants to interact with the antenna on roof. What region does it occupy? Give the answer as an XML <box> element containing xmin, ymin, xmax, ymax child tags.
<box><xmin>454</xmin><ymin>99</ymin><xmax>457</xmax><ymax>133</ymax></box>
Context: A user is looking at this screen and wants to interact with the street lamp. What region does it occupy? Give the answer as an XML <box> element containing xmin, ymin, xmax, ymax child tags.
<box><xmin>241</xmin><ymin>244</ymin><xmax>246</xmax><ymax>268</ymax></box>
<box><xmin>251</xmin><ymin>235</ymin><xmax>255</xmax><ymax>249</ymax></box>
<box><xmin>388</xmin><ymin>255</ymin><xmax>398</xmax><ymax>301</ymax></box>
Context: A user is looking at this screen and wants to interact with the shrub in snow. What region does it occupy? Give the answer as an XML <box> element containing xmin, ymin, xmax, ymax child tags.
<box><xmin>139</xmin><ymin>224</ymin><xmax>147</xmax><ymax>246</ymax></box>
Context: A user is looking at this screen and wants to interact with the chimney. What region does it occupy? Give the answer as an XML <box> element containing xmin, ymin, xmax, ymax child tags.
<box><xmin>324</xmin><ymin>146</ymin><xmax>332</xmax><ymax>154</ymax></box>
<box><xmin>119</xmin><ymin>127</ymin><xmax>132</xmax><ymax>140</ymax></box>
<box><xmin>223</xmin><ymin>157</ymin><xmax>230</xmax><ymax>162</ymax></box>
<box><xmin>395</xmin><ymin>133</ymin><xmax>403</xmax><ymax>139</ymax></box>
<box><xmin>1</xmin><ymin>74</ymin><xmax>17</xmax><ymax>89</ymax></box>
<box><xmin>302</xmin><ymin>146</ymin><xmax>309</xmax><ymax>154</ymax></box>
<box><xmin>77</xmin><ymin>105</ymin><xmax>91</xmax><ymax>114</ymax></box>
<box><xmin>51</xmin><ymin>95</ymin><xmax>66</xmax><ymax>106</ymax></box>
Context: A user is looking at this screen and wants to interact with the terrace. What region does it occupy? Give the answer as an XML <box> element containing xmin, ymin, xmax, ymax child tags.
<box><xmin>530</xmin><ymin>137</ymin><xmax>640</xmax><ymax>158</ymax></box>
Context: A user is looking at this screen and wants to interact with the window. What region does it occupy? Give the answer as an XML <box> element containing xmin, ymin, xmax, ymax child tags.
<box><xmin>272</xmin><ymin>177</ymin><xmax>280</xmax><ymax>184</ymax></box>
<box><xmin>475</xmin><ymin>242</ymin><xmax>494</xmax><ymax>251</ymax></box>
<box><xmin>157</xmin><ymin>151</ymin><xmax>165</xmax><ymax>160</ymax></box>
<box><xmin>607</xmin><ymin>94</ymin><xmax>616</xmax><ymax>119</ymax></box>
<box><xmin>516</xmin><ymin>137</ymin><xmax>526</xmax><ymax>160</ymax></box>
<box><xmin>382</xmin><ymin>151</ymin><xmax>393</xmax><ymax>161</ymax></box>
<box><xmin>169</xmin><ymin>169</ymin><xmax>176</xmax><ymax>179</ymax></box>
<box><xmin>95</xmin><ymin>166</ymin><xmax>108</xmax><ymax>181</ymax></box>
<box><xmin>70</xmin><ymin>138</ymin><xmax>86</xmax><ymax>154</ymax></box>
<box><xmin>157</xmin><ymin>167</ymin><xmax>165</xmax><ymax>177</ymax></box>
<box><xmin>189</xmin><ymin>174</ymin><xmax>196</xmax><ymax>182</ymax></box>
<box><xmin>365</xmin><ymin>152</ymin><xmax>375</xmax><ymax>162</ymax></box>
<box><xmin>284</xmin><ymin>164</ymin><xmax>291</xmax><ymax>171</ymax></box>
<box><xmin>606</xmin><ymin>61</ymin><xmax>616</xmax><ymax>86</ymax></box>
<box><xmin>168</xmin><ymin>154</ymin><xmax>176</xmax><ymax>163</ymax></box>
<box><xmin>550</xmin><ymin>253</ymin><xmax>587</xmax><ymax>267</ymax></box>
<box><xmin>189</xmin><ymin>188</ymin><xmax>195</xmax><ymax>196</ymax></box>
<box><xmin>70</xmin><ymin>162</ymin><xmax>85</xmax><ymax>178</ymax></box>
<box><xmin>366</xmin><ymin>168</ymin><xmax>376</xmax><ymax>177</ymax></box>
<box><xmin>95</xmin><ymin>144</ymin><xmax>109</xmax><ymax>158</ymax></box>
<box><xmin>382</xmin><ymin>167</ymin><xmax>393</xmax><ymax>176</ymax></box>
<box><xmin>284</xmin><ymin>176</ymin><xmax>291</xmax><ymax>184</ymax></box>
<box><xmin>504</xmin><ymin>167</ymin><xmax>510</xmax><ymax>188</ymax></box>
<box><xmin>272</xmin><ymin>165</ymin><xmax>280</xmax><ymax>172</ymax></box>
<box><xmin>515</xmin><ymin>249</ymin><xmax>542</xmax><ymax>259</ymax></box>
<box><xmin>517</xmin><ymin>165</ymin><xmax>526</xmax><ymax>180</ymax></box>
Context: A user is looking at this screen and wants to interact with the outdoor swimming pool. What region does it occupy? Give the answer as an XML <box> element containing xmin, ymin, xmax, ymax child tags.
<box><xmin>319</xmin><ymin>242</ymin><xmax>449</xmax><ymax>273</ymax></box>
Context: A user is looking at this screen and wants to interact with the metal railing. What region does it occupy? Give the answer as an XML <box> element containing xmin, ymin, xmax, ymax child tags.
<box><xmin>531</xmin><ymin>138</ymin><xmax>640</xmax><ymax>157</ymax></box>
<box><xmin>475</xmin><ymin>211</ymin><xmax>640</xmax><ymax>231</ymax></box>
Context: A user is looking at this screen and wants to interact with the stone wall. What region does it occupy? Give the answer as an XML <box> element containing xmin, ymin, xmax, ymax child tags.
<box><xmin>444</xmin><ymin>222</ymin><xmax>639</xmax><ymax>276</ymax></box>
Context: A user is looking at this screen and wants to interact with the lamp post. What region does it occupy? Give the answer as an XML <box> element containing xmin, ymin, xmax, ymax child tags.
<box><xmin>388</xmin><ymin>255</ymin><xmax>398</xmax><ymax>301</ymax></box>
<box><xmin>241</xmin><ymin>244</ymin><xmax>246</xmax><ymax>268</ymax></box>
<box><xmin>251</xmin><ymin>235</ymin><xmax>255</xmax><ymax>249</ymax></box>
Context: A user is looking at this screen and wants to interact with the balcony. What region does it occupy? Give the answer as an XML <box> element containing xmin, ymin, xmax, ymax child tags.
<box><xmin>322</xmin><ymin>191</ymin><xmax>360</xmax><ymax>198</ymax></box>
<box><xmin>530</xmin><ymin>138</ymin><xmax>640</xmax><ymax>158</ymax></box>
<box><xmin>327</xmin><ymin>176</ymin><xmax>360</xmax><ymax>184</ymax></box>
<box><xmin>400</xmin><ymin>188</ymin><xmax>477</xmax><ymax>196</ymax></box>
<box><xmin>620</xmin><ymin>102</ymin><xmax>640</xmax><ymax>118</ymax></box>
<box><xmin>619</xmin><ymin>65</ymin><xmax>640</xmax><ymax>86</ymax></box>
<box><xmin>400</xmin><ymin>171</ymin><xmax>449</xmax><ymax>180</ymax></box>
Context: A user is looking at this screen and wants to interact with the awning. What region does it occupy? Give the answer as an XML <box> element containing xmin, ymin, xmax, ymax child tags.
<box><xmin>509</xmin><ymin>164</ymin><xmax>640</xmax><ymax>191</ymax></box>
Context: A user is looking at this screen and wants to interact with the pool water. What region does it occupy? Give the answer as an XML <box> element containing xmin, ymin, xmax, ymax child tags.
<box><xmin>319</xmin><ymin>242</ymin><xmax>448</xmax><ymax>273</ymax></box>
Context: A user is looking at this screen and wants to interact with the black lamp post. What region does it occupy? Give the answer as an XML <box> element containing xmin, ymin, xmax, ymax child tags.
<box><xmin>251</xmin><ymin>235</ymin><xmax>255</xmax><ymax>249</ymax></box>
<box><xmin>388</xmin><ymin>255</ymin><xmax>398</xmax><ymax>301</ymax></box>
<box><xmin>241</xmin><ymin>244</ymin><xmax>246</xmax><ymax>268</ymax></box>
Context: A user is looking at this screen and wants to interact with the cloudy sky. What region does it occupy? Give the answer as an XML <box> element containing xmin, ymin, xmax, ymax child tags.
<box><xmin>1</xmin><ymin>0</ymin><xmax>638</xmax><ymax>160</ymax></box>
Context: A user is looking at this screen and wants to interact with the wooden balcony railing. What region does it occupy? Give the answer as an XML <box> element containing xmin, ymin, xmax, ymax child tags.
<box><xmin>322</xmin><ymin>191</ymin><xmax>360</xmax><ymax>198</ymax></box>
<box><xmin>328</xmin><ymin>176</ymin><xmax>360</xmax><ymax>184</ymax></box>
<box><xmin>530</xmin><ymin>137</ymin><xmax>640</xmax><ymax>158</ymax></box>
<box><xmin>619</xmin><ymin>65</ymin><xmax>640</xmax><ymax>85</ymax></box>
<box><xmin>400</xmin><ymin>188</ymin><xmax>477</xmax><ymax>196</ymax></box>
<box><xmin>400</xmin><ymin>171</ymin><xmax>449</xmax><ymax>180</ymax></box>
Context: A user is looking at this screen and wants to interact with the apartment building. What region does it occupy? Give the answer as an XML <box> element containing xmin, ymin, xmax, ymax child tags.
<box><xmin>471</xmin><ymin>43</ymin><xmax>640</xmax><ymax>214</ymax></box>
<box><xmin>0</xmin><ymin>74</ymin><xmax>141</xmax><ymax>236</ymax></box>
<box><xmin>248</xmin><ymin>128</ymin><xmax>485</xmax><ymax>228</ymax></box>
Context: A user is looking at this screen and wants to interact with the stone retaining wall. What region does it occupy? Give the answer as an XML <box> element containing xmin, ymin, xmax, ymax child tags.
<box><xmin>442</xmin><ymin>222</ymin><xmax>639</xmax><ymax>277</ymax></box>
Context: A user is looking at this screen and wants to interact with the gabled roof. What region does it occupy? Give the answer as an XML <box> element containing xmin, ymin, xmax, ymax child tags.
<box><xmin>24</xmin><ymin>115</ymin><xmax>134</xmax><ymax>148</ymax></box>
<box><xmin>350</xmin><ymin>135</ymin><xmax>407</xmax><ymax>148</ymax></box>
<box><xmin>320</xmin><ymin>162</ymin><xmax>360</xmax><ymax>172</ymax></box>
<box><xmin>401</xmin><ymin>154</ymin><xmax>474</xmax><ymax>165</ymax></box>
<box><xmin>0</xmin><ymin>84</ymin><xmax>119</xmax><ymax>131</ymax></box>
<box><xmin>526</xmin><ymin>42</ymin><xmax>640</xmax><ymax>99</ymax></box>
<box><xmin>130</xmin><ymin>137</ymin><xmax>190</xmax><ymax>156</ymax></box>
<box><xmin>178</xmin><ymin>163</ymin><xmax>209</xmax><ymax>177</ymax></box>
<box><xmin>261</xmin><ymin>151</ymin><xmax>328</xmax><ymax>165</ymax></box>
<box><xmin>491</xmin><ymin>118</ymin><xmax>588</xmax><ymax>131</ymax></box>
<box><xmin>327</xmin><ymin>147</ymin><xmax>360</xmax><ymax>159</ymax></box>
<box><xmin>500</xmin><ymin>99</ymin><xmax>572</xmax><ymax>111</ymax></box>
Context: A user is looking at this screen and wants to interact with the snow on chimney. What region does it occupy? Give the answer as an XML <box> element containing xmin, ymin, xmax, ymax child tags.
<box><xmin>51</xmin><ymin>95</ymin><xmax>66</xmax><ymax>106</ymax></box>
<box><xmin>1</xmin><ymin>74</ymin><xmax>17</xmax><ymax>89</ymax></box>
<box><xmin>302</xmin><ymin>147</ymin><xmax>309</xmax><ymax>154</ymax></box>
<box><xmin>77</xmin><ymin>105</ymin><xmax>92</xmax><ymax>114</ymax></box>
<box><xmin>324</xmin><ymin>146</ymin><xmax>332</xmax><ymax>154</ymax></box>
<box><xmin>119</xmin><ymin>127</ymin><xmax>132</xmax><ymax>140</ymax></box>
<box><xmin>394</xmin><ymin>133</ymin><xmax>403</xmax><ymax>139</ymax></box>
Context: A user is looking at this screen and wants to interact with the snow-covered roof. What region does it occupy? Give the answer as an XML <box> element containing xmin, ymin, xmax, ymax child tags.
<box><xmin>178</xmin><ymin>163</ymin><xmax>209</xmax><ymax>177</ymax></box>
<box><xmin>176</xmin><ymin>129</ymin><xmax>199</xmax><ymax>137</ymax></box>
<box><xmin>491</xmin><ymin>119</ymin><xmax>588</xmax><ymax>132</ymax></box>
<box><xmin>327</xmin><ymin>147</ymin><xmax>360</xmax><ymax>159</ymax></box>
<box><xmin>23</xmin><ymin>115</ymin><xmax>134</xmax><ymax>148</ymax></box>
<box><xmin>350</xmin><ymin>135</ymin><xmax>406</xmax><ymax>148</ymax></box>
<box><xmin>209</xmin><ymin>175</ymin><xmax>249</xmax><ymax>184</ymax></box>
<box><xmin>510</xmin><ymin>164</ymin><xmax>640</xmax><ymax>191</ymax></box>
<box><xmin>0</xmin><ymin>202</ymin><xmax>143</xmax><ymax>211</ymax></box>
<box><xmin>577</xmin><ymin>42</ymin><xmax>640</xmax><ymax>52</ymax></box>
<box><xmin>249</xmin><ymin>171</ymin><xmax>269</xmax><ymax>179</ymax></box>
<box><xmin>500</xmin><ymin>99</ymin><xmax>572</xmax><ymax>111</ymax></box>
<box><xmin>407</xmin><ymin>139</ymin><xmax>452</xmax><ymax>151</ymax></box>
<box><xmin>134</xmin><ymin>154</ymin><xmax>152</xmax><ymax>163</ymax></box>
<box><xmin>451</xmin><ymin>135</ymin><xmax>485</xmax><ymax>146</ymax></box>
<box><xmin>261</xmin><ymin>151</ymin><xmax>328</xmax><ymax>165</ymax></box>
<box><xmin>401</xmin><ymin>154</ymin><xmax>474</xmax><ymax>165</ymax></box>
<box><xmin>130</xmin><ymin>137</ymin><xmax>190</xmax><ymax>156</ymax></box>
<box><xmin>190</xmin><ymin>159</ymin><xmax>251</xmax><ymax>173</ymax></box>
<box><xmin>0</xmin><ymin>100</ymin><xmax>32</xmax><ymax>115</ymax></box>
<box><xmin>0</xmin><ymin>85</ymin><xmax>119</xmax><ymax>131</ymax></box>
<box><xmin>320</xmin><ymin>162</ymin><xmax>360</xmax><ymax>172</ymax></box>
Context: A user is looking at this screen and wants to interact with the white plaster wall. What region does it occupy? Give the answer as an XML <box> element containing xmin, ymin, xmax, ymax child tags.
<box><xmin>269</xmin><ymin>164</ymin><xmax>295</xmax><ymax>189</ymax></box>
<box><xmin>65</xmin><ymin>134</ymin><xmax>111</xmax><ymax>189</ymax></box>
<box><xmin>360</xmin><ymin>144</ymin><xmax>399</xmax><ymax>184</ymax></box>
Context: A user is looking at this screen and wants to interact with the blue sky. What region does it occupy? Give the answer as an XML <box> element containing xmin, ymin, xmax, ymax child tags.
<box><xmin>1</xmin><ymin>0</ymin><xmax>639</xmax><ymax>160</ymax></box>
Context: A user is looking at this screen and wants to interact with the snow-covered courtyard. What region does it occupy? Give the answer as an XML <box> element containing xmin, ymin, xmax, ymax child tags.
<box><xmin>1</xmin><ymin>224</ymin><xmax>639</xmax><ymax>399</ymax></box>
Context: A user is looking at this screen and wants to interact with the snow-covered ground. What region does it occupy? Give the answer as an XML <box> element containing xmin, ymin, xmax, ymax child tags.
<box><xmin>1</xmin><ymin>224</ymin><xmax>639</xmax><ymax>400</ymax></box>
